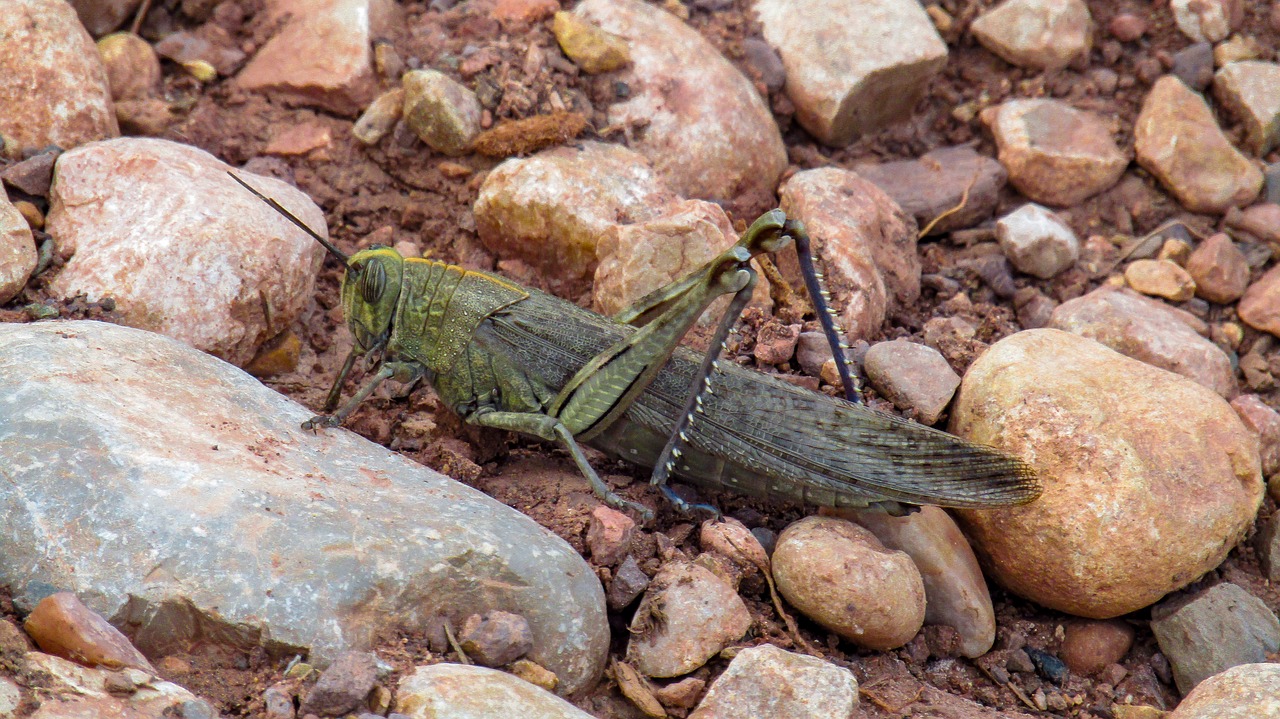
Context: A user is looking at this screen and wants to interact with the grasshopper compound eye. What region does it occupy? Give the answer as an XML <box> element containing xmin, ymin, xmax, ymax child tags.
<box><xmin>356</xmin><ymin>259</ymin><xmax>388</xmax><ymax>304</ymax></box>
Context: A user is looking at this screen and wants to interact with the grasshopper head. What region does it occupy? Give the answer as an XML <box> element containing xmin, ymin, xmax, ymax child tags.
<box><xmin>341</xmin><ymin>246</ymin><xmax>404</xmax><ymax>352</ymax></box>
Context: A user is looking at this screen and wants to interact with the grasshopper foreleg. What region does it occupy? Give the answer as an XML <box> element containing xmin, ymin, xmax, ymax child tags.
<box><xmin>468</xmin><ymin>410</ymin><xmax>655</xmax><ymax>521</ymax></box>
<box><xmin>323</xmin><ymin>346</ymin><xmax>362</xmax><ymax>412</ymax></box>
<box><xmin>304</xmin><ymin>361</ymin><xmax>423</xmax><ymax>430</ymax></box>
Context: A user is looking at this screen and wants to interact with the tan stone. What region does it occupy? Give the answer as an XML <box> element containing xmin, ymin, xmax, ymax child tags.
<box><xmin>950</xmin><ymin>329</ymin><xmax>1264</xmax><ymax>617</ymax></box>
<box><xmin>1171</xmin><ymin>0</ymin><xmax>1242</xmax><ymax>42</ymax></box>
<box><xmin>970</xmin><ymin>0</ymin><xmax>1093</xmax><ymax>70</ymax></box>
<box><xmin>235</xmin><ymin>0</ymin><xmax>401</xmax><ymax>116</ymax></box>
<box><xmin>1134</xmin><ymin>76</ymin><xmax>1262</xmax><ymax>213</ymax></box>
<box><xmin>0</xmin><ymin>0</ymin><xmax>119</xmax><ymax>158</ymax></box>
<box><xmin>1237</xmin><ymin>264</ymin><xmax>1280</xmax><ymax>337</ymax></box>
<box><xmin>25</xmin><ymin>593</ymin><xmax>153</xmax><ymax>671</ymax></box>
<box><xmin>772</xmin><ymin>516</ymin><xmax>925</xmax><ymax>650</ymax></box>
<box><xmin>1124</xmin><ymin>259</ymin><xmax>1197</xmax><ymax>302</ymax></box>
<box><xmin>754</xmin><ymin>0</ymin><xmax>948</xmax><ymax>146</ymax></box>
<box><xmin>552</xmin><ymin>12</ymin><xmax>630</xmax><ymax>74</ymax></box>
<box><xmin>47</xmin><ymin>138</ymin><xmax>324</xmax><ymax>366</ymax></box>
<box><xmin>1230</xmin><ymin>394</ymin><xmax>1280</xmax><ymax>476</ymax></box>
<box><xmin>1213</xmin><ymin>60</ymin><xmax>1280</xmax><ymax>155</ymax></box>
<box><xmin>576</xmin><ymin>0</ymin><xmax>786</xmax><ymax>214</ymax></box>
<box><xmin>831</xmin><ymin>505</ymin><xmax>995</xmax><ymax>657</ymax></box>
<box><xmin>402</xmin><ymin>69</ymin><xmax>481</xmax><ymax>156</ymax></box>
<box><xmin>473</xmin><ymin>141</ymin><xmax>672</xmax><ymax>296</ymax></box>
<box><xmin>593</xmin><ymin>199</ymin><xmax>737</xmax><ymax>317</ymax></box>
<box><xmin>1168</xmin><ymin>663</ymin><xmax>1280</xmax><ymax>719</ymax></box>
<box><xmin>1049</xmin><ymin>287</ymin><xmax>1236</xmax><ymax>399</ymax></box>
<box><xmin>0</xmin><ymin>194</ymin><xmax>37</xmax><ymax>304</ymax></box>
<box><xmin>1185</xmin><ymin>233</ymin><xmax>1249</xmax><ymax>304</ymax></box>
<box><xmin>352</xmin><ymin>88</ymin><xmax>404</xmax><ymax>145</ymax></box>
<box><xmin>97</xmin><ymin>32</ymin><xmax>161</xmax><ymax>101</ymax></box>
<box><xmin>626</xmin><ymin>562</ymin><xmax>752</xmax><ymax>677</ymax></box>
<box><xmin>777</xmin><ymin>167</ymin><xmax>919</xmax><ymax>340</ymax></box>
<box><xmin>862</xmin><ymin>340</ymin><xmax>960</xmax><ymax>424</ymax></box>
<box><xmin>985</xmin><ymin>99</ymin><xmax>1127</xmax><ymax>206</ymax></box>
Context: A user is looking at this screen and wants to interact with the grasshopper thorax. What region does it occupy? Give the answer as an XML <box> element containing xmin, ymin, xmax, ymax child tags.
<box><xmin>341</xmin><ymin>245</ymin><xmax>404</xmax><ymax>352</ymax></box>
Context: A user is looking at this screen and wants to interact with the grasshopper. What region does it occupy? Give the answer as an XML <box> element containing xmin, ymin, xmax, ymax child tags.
<box><xmin>231</xmin><ymin>174</ymin><xmax>1039</xmax><ymax>520</ymax></box>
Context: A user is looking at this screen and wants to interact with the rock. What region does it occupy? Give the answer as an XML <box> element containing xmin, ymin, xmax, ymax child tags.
<box><xmin>509</xmin><ymin>659</ymin><xmax>559</xmax><ymax>693</ymax></box>
<box><xmin>862</xmin><ymin>340</ymin><xmax>959</xmax><ymax>424</ymax></box>
<box><xmin>352</xmin><ymin>88</ymin><xmax>404</xmax><ymax>145</ymax></box>
<box><xmin>1231</xmin><ymin>394</ymin><xmax>1280</xmax><ymax>476</ymax></box>
<box><xmin>832</xmin><ymin>506</ymin><xmax>996</xmax><ymax>658</ymax></box>
<box><xmin>754</xmin><ymin>0</ymin><xmax>947</xmax><ymax>146</ymax></box>
<box><xmin>263</xmin><ymin>685</ymin><xmax>294</xmax><ymax>718</ymax></box>
<box><xmin>1059</xmin><ymin>620</ymin><xmax>1135</xmax><ymax>676</ymax></box>
<box><xmin>459</xmin><ymin>611</ymin><xmax>534</xmax><ymax>667</ymax></box>
<box><xmin>152</xmin><ymin>28</ymin><xmax>247</xmax><ymax>78</ymax></box>
<box><xmin>575</xmin><ymin>0</ymin><xmax>786</xmax><ymax>213</ymax></box>
<box><xmin>1124</xmin><ymin>259</ymin><xmax>1197</xmax><ymax>302</ymax></box>
<box><xmin>626</xmin><ymin>562</ymin><xmax>751</xmax><ymax>678</ymax></box>
<box><xmin>474</xmin><ymin>141</ymin><xmax>672</xmax><ymax>296</ymax></box>
<box><xmin>741</xmin><ymin>37</ymin><xmax>785</xmax><ymax>94</ymax></box>
<box><xmin>264</xmin><ymin>122</ymin><xmax>332</xmax><ymax>157</ymax></box>
<box><xmin>970</xmin><ymin>0</ymin><xmax>1093</xmax><ymax>70</ymax></box>
<box><xmin>607</xmin><ymin>556</ymin><xmax>650</xmax><ymax>610</ymax></box>
<box><xmin>1150</xmin><ymin>583</ymin><xmax>1280</xmax><ymax>693</ymax></box>
<box><xmin>1108</xmin><ymin>13</ymin><xmax>1147</xmax><ymax>41</ymax></box>
<box><xmin>853</xmin><ymin>146</ymin><xmax>1006</xmax><ymax>236</ymax></box>
<box><xmin>654</xmin><ymin>676</ymin><xmax>704</xmax><ymax>710</ymax></box>
<box><xmin>754</xmin><ymin>321</ymin><xmax>801</xmax><ymax>365</ymax></box>
<box><xmin>1254</xmin><ymin>510</ymin><xmax>1280</xmax><ymax>584</ymax></box>
<box><xmin>1168</xmin><ymin>663</ymin><xmax>1280</xmax><ymax>719</ymax></box>
<box><xmin>97</xmin><ymin>32</ymin><xmax>161</xmax><ymax>102</ymax></box>
<box><xmin>401</xmin><ymin>69</ymin><xmax>482</xmax><ymax>156</ymax></box>
<box><xmin>950</xmin><ymin>329</ymin><xmax>1264</xmax><ymax>618</ymax></box>
<box><xmin>1213</xmin><ymin>61</ymin><xmax>1280</xmax><ymax>156</ymax></box>
<box><xmin>0</xmin><ymin>193</ymin><xmax>37</xmax><ymax>304</ymax></box>
<box><xmin>699</xmin><ymin>518</ymin><xmax>768</xmax><ymax>578</ymax></box>
<box><xmin>777</xmin><ymin>167</ymin><xmax>920</xmax><ymax>340</ymax></box>
<box><xmin>1172</xmin><ymin>42</ymin><xmax>1215</xmax><ymax>91</ymax></box>
<box><xmin>586</xmin><ymin>506</ymin><xmax>636</xmax><ymax>566</ymax></box>
<box><xmin>17</xmin><ymin>651</ymin><xmax>197</xmax><ymax>719</ymax></box>
<box><xmin>0</xmin><ymin>321</ymin><xmax>608</xmax><ymax>694</ymax></box>
<box><xmin>45</xmin><ymin>138</ymin><xmax>323</xmax><ymax>367</ymax></box>
<box><xmin>1</xmin><ymin>149</ymin><xmax>59</xmax><ymax>197</ymax></box>
<box><xmin>492</xmin><ymin>0</ymin><xmax>559</xmax><ymax>26</ymax></box>
<box><xmin>592</xmin><ymin>198</ymin><xmax>738</xmax><ymax>317</ymax></box>
<box><xmin>24</xmin><ymin>592</ymin><xmax>154</xmax><ymax>672</ymax></box>
<box><xmin>772</xmin><ymin>516</ymin><xmax>925</xmax><ymax>650</ymax></box>
<box><xmin>688</xmin><ymin>644</ymin><xmax>858</xmax><ymax>719</ymax></box>
<box><xmin>68</xmin><ymin>0</ymin><xmax>144</xmax><ymax>36</ymax></box>
<box><xmin>235</xmin><ymin>0</ymin><xmax>401</xmax><ymax>116</ymax></box>
<box><xmin>1049</xmin><ymin>287</ymin><xmax>1237</xmax><ymax>399</ymax></box>
<box><xmin>1170</xmin><ymin>0</ymin><xmax>1241</xmax><ymax>43</ymax></box>
<box><xmin>984</xmin><ymin>99</ymin><xmax>1127</xmax><ymax>206</ymax></box>
<box><xmin>1214</xmin><ymin>34</ymin><xmax>1263</xmax><ymax>68</ymax></box>
<box><xmin>0</xmin><ymin>0</ymin><xmax>119</xmax><ymax>158</ymax></box>
<box><xmin>1134</xmin><ymin>76</ymin><xmax>1262</xmax><ymax>214</ymax></box>
<box><xmin>1237</xmin><ymin>264</ymin><xmax>1280</xmax><ymax>337</ymax></box>
<box><xmin>552</xmin><ymin>11</ymin><xmax>629</xmax><ymax>74</ymax></box>
<box><xmin>300</xmin><ymin>651</ymin><xmax>378</xmax><ymax>716</ymax></box>
<box><xmin>794</xmin><ymin>331</ymin><xmax>836</xmax><ymax>377</ymax></box>
<box><xmin>1228</xmin><ymin>202</ymin><xmax>1280</xmax><ymax>244</ymax></box>
<box><xmin>395</xmin><ymin>663</ymin><xmax>595</xmax><ymax>718</ymax></box>
<box><xmin>1185</xmin><ymin>233</ymin><xmax>1249</xmax><ymax>304</ymax></box>
<box><xmin>995</xmin><ymin>203</ymin><xmax>1080</xmax><ymax>279</ymax></box>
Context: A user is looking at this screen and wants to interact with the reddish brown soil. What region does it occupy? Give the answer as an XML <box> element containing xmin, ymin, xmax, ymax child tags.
<box><xmin>3</xmin><ymin>1</ymin><xmax>1280</xmax><ymax>717</ymax></box>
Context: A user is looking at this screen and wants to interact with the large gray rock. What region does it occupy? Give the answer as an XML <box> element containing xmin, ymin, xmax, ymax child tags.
<box><xmin>1150</xmin><ymin>583</ymin><xmax>1280</xmax><ymax>694</ymax></box>
<box><xmin>0</xmin><ymin>321</ymin><xmax>607</xmax><ymax>694</ymax></box>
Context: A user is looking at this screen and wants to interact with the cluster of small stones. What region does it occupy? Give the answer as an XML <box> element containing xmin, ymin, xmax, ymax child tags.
<box><xmin>2</xmin><ymin>0</ymin><xmax>1280</xmax><ymax>718</ymax></box>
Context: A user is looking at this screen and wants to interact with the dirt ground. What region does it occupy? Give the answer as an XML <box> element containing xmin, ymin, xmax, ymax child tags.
<box><xmin>4</xmin><ymin>0</ymin><xmax>1280</xmax><ymax>717</ymax></box>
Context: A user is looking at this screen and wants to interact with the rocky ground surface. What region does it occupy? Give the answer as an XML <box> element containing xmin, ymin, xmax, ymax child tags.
<box><xmin>2</xmin><ymin>0</ymin><xmax>1280</xmax><ymax>717</ymax></box>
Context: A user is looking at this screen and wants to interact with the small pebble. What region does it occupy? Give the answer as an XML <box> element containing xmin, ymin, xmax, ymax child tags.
<box><xmin>458</xmin><ymin>611</ymin><xmax>533</xmax><ymax>667</ymax></box>
<box><xmin>1060</xmin><ymin>620</ymin><xmax>1135</xmax><ymax>676</ymax></box>
<box><xmin>587</xmin><ymin>505</ymin><xmax>636</xmax><ymax>566</ymax></box>
<box><xmin>1109</xmin><ymin>13</ymin><xmax>1147</xmax><ymax>42</ymax></box>
<box><xmin>1124</xmin><ymin>259</ymin><xmax>1196</xmax><ymax>302</ymax></box>
<box><xmin>299</xmin><ymin>651</ymin><xmax>377</xmax><ymax>717</ymax></box>
<box><xmin>23</xmin><ymin>592</ymin><xmax>153</xmax><ymax>672</ymax></box>
<box><xmin>607</xmin><ymin>556</ymin><xmax>650</xmax><ymax>609</ymax></box>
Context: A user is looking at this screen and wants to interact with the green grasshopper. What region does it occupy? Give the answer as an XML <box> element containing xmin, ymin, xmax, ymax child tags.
<box><xmin>231</xmin><ymin>174</ymin><xmax>1039</xmax><ymax>520</ymax></box>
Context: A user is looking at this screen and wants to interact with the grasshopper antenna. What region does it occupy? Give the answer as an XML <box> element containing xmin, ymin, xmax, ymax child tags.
<box><xmin>228</xmin><ymin>172</ymin><xmax>349</xmax><ymax>264</ymax></box>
